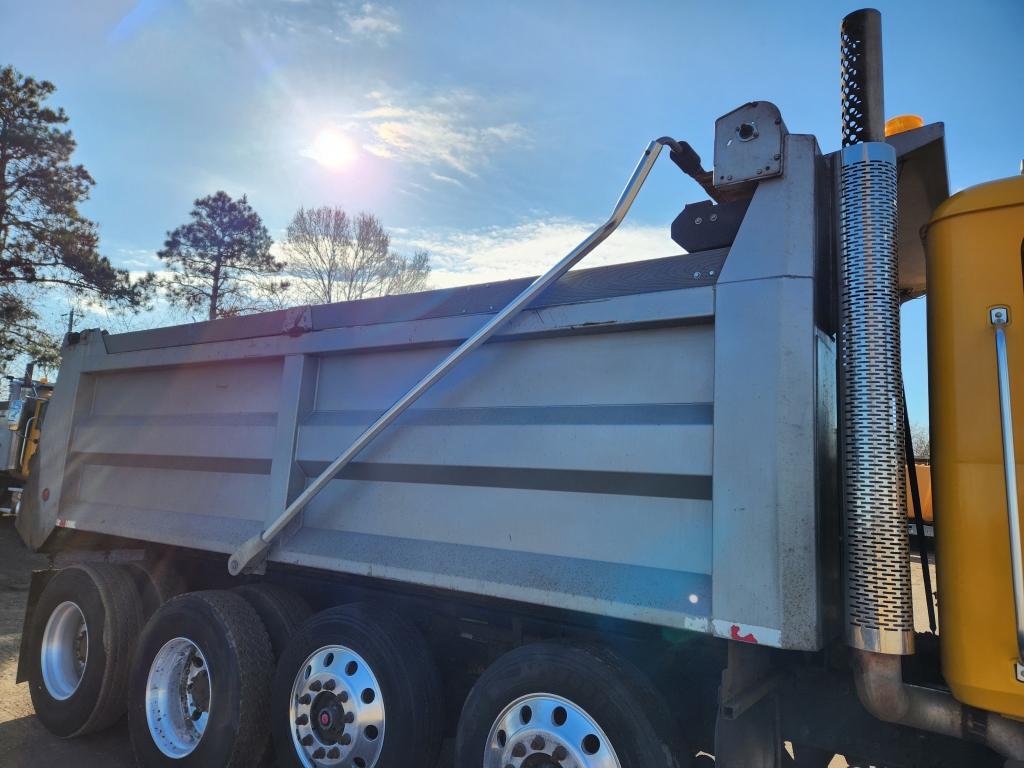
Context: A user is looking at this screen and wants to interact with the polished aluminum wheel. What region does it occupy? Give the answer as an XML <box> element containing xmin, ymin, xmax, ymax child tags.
<box><xmin>289</xmin><ymin>645</ymin><xmax>385</xmax><ymax>768</ymax></box>
<box><xmin>145</xmin><ymin>637</ymin><xmax>211</xmax><ymax>758</ymax></box>
<box><xmin>40</xmin><ymin>600</ymin><xmax>88</xmax><ymax>700</ymax></box>
<box><xmin>485</xmin><ymin>694</ymin><xmax>622</xmax><ymax>768</ymax></box>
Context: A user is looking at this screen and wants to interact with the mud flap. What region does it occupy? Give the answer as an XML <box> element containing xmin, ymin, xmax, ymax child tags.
<box><xmin>15</xmin><ymin>569</ymin><xmax>55</xmax><ymax>684</ymax></box>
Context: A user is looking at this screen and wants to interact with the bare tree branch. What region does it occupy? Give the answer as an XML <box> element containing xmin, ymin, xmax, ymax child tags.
<box><xmin>284</xmin><ymin>208</ymin><xmax>430</xmax><ymax>304</ymax></box>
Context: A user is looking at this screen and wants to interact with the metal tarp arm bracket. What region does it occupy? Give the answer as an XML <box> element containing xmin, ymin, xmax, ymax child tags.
<box><xmin>227</xmin><ymin>138</ymin><xmax>676</xmax><ymax>575</ymax></box>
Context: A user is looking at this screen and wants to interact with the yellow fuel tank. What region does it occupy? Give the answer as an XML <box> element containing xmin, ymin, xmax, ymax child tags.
<box><xmin>927</xmin><ymin>174</ymin><xmax>1024</xmax><ymax>718</ymax></box>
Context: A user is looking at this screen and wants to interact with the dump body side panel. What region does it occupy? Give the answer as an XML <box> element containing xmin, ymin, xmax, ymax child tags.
<box><xmin>20</xmin><ymin>135</ymin><xmax>836</xmax><ymax>650</ymax></box>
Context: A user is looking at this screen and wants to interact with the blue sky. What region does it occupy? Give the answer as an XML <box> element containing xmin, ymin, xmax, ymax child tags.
<box><xmin>3</xmin><ymin>0</ymin><xmax>1023</xmax><ymax>425</ymax></box>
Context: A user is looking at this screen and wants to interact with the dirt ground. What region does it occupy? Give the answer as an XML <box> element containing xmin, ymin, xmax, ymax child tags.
<box><xmin>0</xmin><ymin>517</ymin><xmax>937</xmax><ymax>768</ymax></box>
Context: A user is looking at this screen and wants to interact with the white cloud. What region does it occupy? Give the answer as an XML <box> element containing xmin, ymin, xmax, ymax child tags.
<box><xmin>341</xmin><ymin>3</ymin><xmax>400</xmax><ymax>43</ymax></box>
<box><xmin>355</xmin><ymin>91</ymin><xmax>526</xmax><ymax>177</ymax></box>
<box><xmin>429</xmin><ymin>171</ymin><xmax>465</xmax><ymax>188</ymax></box>
<box><xmin>181</xmin><ymin>1</ymin><xmax>400</xmax><ymax>48</ymax></box>
<box><xmin>393</xmin><ymin>218</ymin><xmax>682</xmax><ymax>289</ymax></box>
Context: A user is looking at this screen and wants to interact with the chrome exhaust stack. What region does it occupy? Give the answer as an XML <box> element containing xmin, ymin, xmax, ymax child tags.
<box><xmin>839</xmin><ymin>6</ymin><xmax>915</xmax><ymax>657</ymax></box>
<box><xmin>839</xmin><ymin>137</ymin><xmax>912</xmax><ymax>656</ymax></box>
<box><xmin>838</xmin><ymin>8</ymin><xmax>1024</xmax><ymax>762</ymax></box>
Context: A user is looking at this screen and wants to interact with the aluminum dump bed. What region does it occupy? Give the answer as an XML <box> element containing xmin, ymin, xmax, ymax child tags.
<box><xmin>19</xmin><ymin>135</ymin><xmax>836</xmax><ymax>651</ymax></box>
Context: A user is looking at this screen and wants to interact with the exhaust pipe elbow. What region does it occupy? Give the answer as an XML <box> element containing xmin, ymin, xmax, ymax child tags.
<box><xmin>852</xmin><ymin>649</ymin><xmax>1024</xmax><ymax>762</ymax></box>
<box><xmin>851</xmin><ymin>650</ymin><xmax>911</xmax><ymax>724</ymax></box>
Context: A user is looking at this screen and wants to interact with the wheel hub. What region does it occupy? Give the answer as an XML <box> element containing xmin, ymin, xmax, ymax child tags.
<box><xmin>311</xmin><ymin>691</ymin><xmax>347</xmax><ymax>745</ymax></box>
<box><xmin>40</xmin><ymin>600</ymin><xmax>89</xmax><ymax>700</ymax></box>
<box><xmin>187</xmin><ymin>656</ymin><xmax>211</xmax><ymax>719</ymax></box>
<box><xmin>523</xmin><ymin>753</ymin><xmax>565</xmax><ymax>768</ymax></box>
<box><xmin>145</xmin><ymin>637</ymin><xmax>211</xmax><ymax>758</ymax></box>
<box><xmin>289</xmin><ymin>645</ymin><xmax>385</xmax><ymax>767</ymax></box>
<box><xmin>485</xmin><ymin>694</ymin><xmax>621</xmax><ymax>768</ymax></box>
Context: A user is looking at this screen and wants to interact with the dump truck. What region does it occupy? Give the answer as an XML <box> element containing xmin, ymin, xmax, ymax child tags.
<box><xmin>12</xmin><ymin>9</ymin><xmax>1024</xmax><ymax>768</ymax></box>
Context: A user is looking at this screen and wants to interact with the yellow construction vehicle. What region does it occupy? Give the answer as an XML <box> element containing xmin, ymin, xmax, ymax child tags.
<box><xmin>1</xmin><ymin>361</ymin><xmax>52</xmax><ymax>516</ymax></box>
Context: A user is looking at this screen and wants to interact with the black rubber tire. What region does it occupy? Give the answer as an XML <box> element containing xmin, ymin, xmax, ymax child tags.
<box><xmin>233</xmin><ymin>583</ymin><xmax>312</xmax><ymax>660</ymax></box>
<box><xmin>27</xmin><ymin>563</ymin><xmax>143</xmax><ymax>737</ymax></box>
<box><xmin>128</xmin><ymin>590</ymin><xmax>274</xmax><ymax>768</ymax></box>
<box><xmin>455</xmin><ymin>642</ymin><xmax>690</xmax><ymax>768</ymax></box>
<box><xmin>790</xmin><ymin>743</ymin><xmax>835</xmax><ymax>767</ymax></box>
<box><xmin>271</xmin><ymin>603</ymin><xmax>443</xmax><ymax>768</ymax></box>
<box><xmin>126</xmin><ymin>561</ymin><xmax>187</xmax><ymax>619</ymax></box>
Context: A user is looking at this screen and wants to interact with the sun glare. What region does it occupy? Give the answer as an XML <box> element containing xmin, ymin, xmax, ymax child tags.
<box><xmin>306</xmin><ymin>128</ymin><xmax>356</xmax><ymax>171</ymax></box>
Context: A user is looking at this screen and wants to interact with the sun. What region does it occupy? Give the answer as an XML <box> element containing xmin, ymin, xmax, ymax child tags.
<box><xmin>306</xmin><ymin>128</ymin><xmax>356</xmax><ymax>171</ymax></box>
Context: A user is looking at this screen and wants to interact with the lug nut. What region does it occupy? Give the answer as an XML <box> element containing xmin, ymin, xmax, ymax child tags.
<box><xmin>340</xmin><ymin>733</ymin><xmax>352</xmax><ymax>745</ymax></box>
<box><xmin>312</xmin><ymin>747</ymin><xmax>326</xmax><ymax>759</ymax></box>
<box><xmin>301</xmin><ymin>735</ymin><xmax>314</xmax><ymax>746</ymax></box>
<box><xmin>511</xmin><ymin>743</ymin><xmax>527</xmax><ymax>758</ymax></box>
<box><xmin>296</xmin><ymin>714</ymin><xmax>308</xmax><ymax>725</ymax></box>
<box><xmin>531</xmin><ymin>735</ymin><xmax>546</xmax><ymax>750</ymax></box>
<box><xmin>327</xmin><ymin>747</ymin><xmax>341</xmax><ymax>759</ymax></box>
<box><xmin>299</xmin><ymin>694</ymin><xmax>312</xmax><ymax>705</ymax></box>
<box><xmin>344</xmin><ymin>712</ymin><xmax>355</xmax><ymax>723</ymax></box>
<box><xmin>309</xmin><ymin>680</ymin><xmax>322</xmax><ymax>692</ymax></box>
<box><xmin>324</xmin><ymin>679</ymin><xmax>336</xmax><ymax>691</ymax></box>
<box><xmin>553</xmin><ymin>745</ymin><xmax>568</xmax><ymax>760</ymax></box>
<box><xmin>338</xmin><ymin>690</ymin><xmax>349</xmax><ymax>703</ymax></box>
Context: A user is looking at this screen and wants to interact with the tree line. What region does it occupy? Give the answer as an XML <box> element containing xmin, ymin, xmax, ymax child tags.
<box><xmin>0</xmin><ymin>65</ymin><xmax>430</xmax><ymax>366</ymax></box>
<box><xmin>158</xmin><ymin>194</ymin><xmax>429</xmax><ymax>321</ymax></box>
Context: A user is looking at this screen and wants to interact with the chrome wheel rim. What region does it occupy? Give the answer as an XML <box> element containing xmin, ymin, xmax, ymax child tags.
<box><xmin>40</xmin><ymin>601</ymin><xmax>88</xmax><ymax>700</ymax></box>
<box><xmin>484</xmin><ymin>693</ymin><xmax>622</xmax><ymax>768</ymax></box>
<box><xmin>289</xmin><ymin>645</ymin><xmax>385</xmax><ymax>768</ymax></box>
<box><xmin>145</xmin><ymin>637</ymin><xmax>211</xmax><ymax>758</ymax></box>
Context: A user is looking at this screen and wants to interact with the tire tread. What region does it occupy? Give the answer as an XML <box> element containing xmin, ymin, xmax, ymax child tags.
<box><xmin>78</xmin><ymin>563</ymin><xmax>144</xmax><ymax>735</ymax></box>
<box><xmin>233</xmin><ymin>583</ymin><xmax>312</xmax><ymax>659</ymax></box>
<box><xmin>186</xmin><ymin>590</ymin><xmax>274</xmax><ymax>768</ymax></box>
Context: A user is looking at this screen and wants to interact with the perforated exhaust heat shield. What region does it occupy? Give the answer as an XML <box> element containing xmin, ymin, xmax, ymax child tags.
<box><xmin>839</xmin><ymin>140</ymin><xmax>915</xmax><ymax>655</ymax></box>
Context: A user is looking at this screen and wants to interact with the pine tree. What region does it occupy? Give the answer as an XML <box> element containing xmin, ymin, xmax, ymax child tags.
<box><xmin>158</xmin><ymin>191</ymin><xmax>287</xmax><ymax>321</ymax></box>
<box><xmin>0</xmin><ymin>65</ymin><xmax>152</xmax><ymax>364</ymax></box>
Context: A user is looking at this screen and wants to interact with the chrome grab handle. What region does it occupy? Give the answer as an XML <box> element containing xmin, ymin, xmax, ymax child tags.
<box><xmin>990</xmin><ymin>305</ymin><xmax>1024</xmax><ymax>674</ymax></box>
<box><xmin>228</xmin><ymin>138</ymin><xmax>675</xmax><ymax>575</ymax></box>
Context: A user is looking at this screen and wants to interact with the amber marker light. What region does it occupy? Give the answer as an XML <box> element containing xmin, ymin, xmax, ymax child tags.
<box><xmin>884</xmin><ymin>114</ymin><xmax>925</xmax><ymax>137</ymax></box>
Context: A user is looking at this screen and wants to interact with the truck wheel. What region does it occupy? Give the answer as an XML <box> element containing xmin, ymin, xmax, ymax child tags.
<box><xmin>790</xmin><ymin>743</ymin><xmax>835</xmax><ymax>766</ymax></box>
<box><xmin>128</xmin><ymin>590</ymin><xmax>274</xmax><ymax>767</ymax></box>
<box><xmin>126</xmin><ymin>561</ymin><xmax>187</xmax><ymax>618</ymax></box>
<box><xmin>455</xmin><ymin>642</ymin><xmax>690</xmax><ymax>768</ymax></box>
<box><xmin>271</xmin><ymin>603</ymin><xmax>443</xmax><ymax>768</ymax></box>
<box><xmin>233</xmin><ymin>583</ymin><xmax>312</xmax><ymax>659</ymax></box>
<box><xmin>27</xmin><ymin>563</ymin><xmax>143</xmax><ymax>737</ymax></box>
